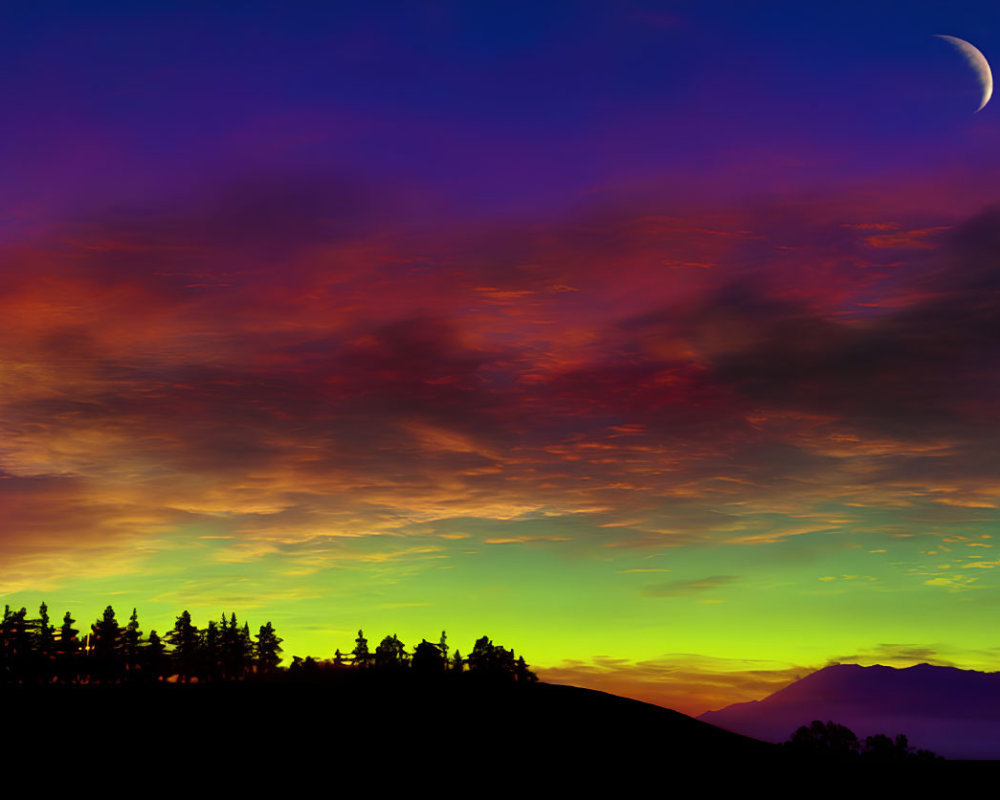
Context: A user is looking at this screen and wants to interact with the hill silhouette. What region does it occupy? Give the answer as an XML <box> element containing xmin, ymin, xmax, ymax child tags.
<box><xmin>5</xmin><ymin>675</ymin><xmax>771</xmax><ymax>765</ymax></box>
<box><xmin>700</xmin><ymin>663</ymin><xmax>1000</xmax><ymax>760</ymax></box>
<box><xmin>4</xmin><ymin>674</ymin><xmax>977</xmax><ymax>793</ymax></box>
<box><xmin>0</xmin><ymin>603</ymin><xmax>979</xmax><ymax>786</ymax></box>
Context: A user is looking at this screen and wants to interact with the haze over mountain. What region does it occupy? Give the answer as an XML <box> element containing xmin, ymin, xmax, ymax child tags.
<box><xmin>699</xmin><ymin>663</ymin><xmax>1000</xmax><ymax>760</ymax></box>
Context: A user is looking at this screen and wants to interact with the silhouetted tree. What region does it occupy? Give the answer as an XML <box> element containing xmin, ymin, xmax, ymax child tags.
<box><xmin>90</xmin><ymin>606</ymin><xmax>122</xmax><ymax>659</ymax></box>
<box><xmin>56</xmin><ymin>611</ymin><xmax>79</xmax><ymax>684</ymax></box>
<box><xmin>860</xmin><ymin>733</ymin><xmax>940</xmax><ymax>762</ymax></box>
<box><xmin>221</xmin><ymin>613</ymin><xmax>252</xmax><ymax>679</ymax></box>
<box><xmin>515</xmin><ymin>655</ymin><xmax>537</xmax><ymax>683</ymax></box>
<box><xmin>144</xmin><ymin>630</ymin><xmax>166</xmax><ymax>681</ymax></box>
<box><xmin>241</xmin><ymin>622</ymin><xmax>253</xmax><ymax>664</ymax></box>
<box><xmin>36</xmin><ymin>602</ymin><xmax>55</xmax><ymax>656</ymax></box>
<box><xmin>0</xmin><ymin>602</ymin><xmax>549</xmax><ymax>694</ymax></box>
<box><xmin>256</xmin><ymin>622</ymin><xmax>282</xmax><ymax>673</ymax></box>
<box><xmin>89</xmin><ymin>606</ymin><xmax>122</xmax><ymax>683</ymax></box>
<box><xmin>375</xmin><ymin>634</ymin><xmax>408</xmax><ymax>670</ymax></box>
<box><xmin>468</xmin><ymin>636</ymin><xmax>493</xmax><ymax>673</ymax></box>
<box><xmin>352</xmin><ymin>630</ymin><xmax>372</xmax><ymax>669</ymax></box>
<box><xmin>122</xmin><ymin>608</ymin><xmax>142</xmax><ymax>677</ymax></box>
<box><xmin>786</xmin><ymin>722</ymin><xmax>941</xmax><ymax>763</ymax></box>
<box><xmin>467</xmin><ymin>636</ymin><xmax>521</xmax><ymax>681</ymax></box>
<box><xmin>786</xmin><ymin>720</ymin><xmax>860</xmax><ymax>759</ymax></box>
<box><xmin>167</xmin><ymin>611</ymin><xmax>199</xmax><ymax>682</ymax></box>
<box><xmin>412</xmin><ymin>639</ymin><xmax>445</xmax><ymax>674</ymax></box>
<box><xmin>0</xmin><ymin>606</ymin><xmax>29</xmax><ymax>683</ymax></box>
<box><xmin>57</xmin><ymin>612</ymin><xmax>78</xmax><ymax>654</ymax></box>
<box><xmin>861</xmin><ymin>733</ymin><xmax>910</xmax><ymax>762</ymax></box>
<box><xmin>200</xmin><ymin>620</ymin><xmax>221</xmax><ymax>681</ymax></box>
<box><xmin>30</xmin><ymin>602</ymin><xmax>56</xmax><ymax>684</ymax></box>
<box><xmin>0</xmin><ymin>605</ymin><xmax>10</xmax><ymax>683</ymax></box>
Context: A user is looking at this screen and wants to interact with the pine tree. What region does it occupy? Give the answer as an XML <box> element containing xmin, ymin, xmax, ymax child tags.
<box><xmin>240</xmin><ymin>622</ymin><xmax>253</xmax><ymax>675</ymax></box>
<box><xmin>122</xmin><ymin>608</ymin><xmax>142</xmax><ymax>675</ymax></box>
<box><xmin>222</xmin><ymin>613</ymin><xmax>253</xmax><ymax>679</ymax></box>
<box><xmin>202</xmin><ymin>620</ymin><xmax>220</xmax><ymax>681</ymax></box>
<box><xmin>451</xmin><ymin>650</ymin><xmax>463</xmax><ymax>673</ymax></box>
<box><xmin>57</xmin><ymin>611</ymin><xmax>78</xmax><ymax>656</ymax></box>
<box><xmin>166</xmin><ymin>610</ymin><xmax>199</xmax><ymax>682</ymax></box>
<box><xmin>352</xmin><ymin>629</ymin><xmax>371</xmax><ymax>669</ymax></box>
<box><xmin>90</xmin><ymin>606</ymin><xmax>121</xmax><ymax>659</ymax></box>
<box><xmin>31</xmin><ymin>602</ymin><xmax>56</xmax><ymax>684</ymax></box>
<box><xmin>2</xmin><ymin>607</ymin><xmax>29</xmax><ymax>683</ymax></box>
<box><xmin>9</xmin><ymin>607</ymin><xmax>28</xmax><ymax>654</ymax></box>
<box><xmin>56</xmin><ymin>611</ymin><xmax>79</xmax><ymax>683</ymax></box>
<box><xmin>144</xmin><ymin>630</ymin><xmax>166</xmax><ymax>682</ymax></box>
<box><xmin>0</xmin><ymin>606</ymin><xmax>11</xmax><ymax>684</ymax></box>
<box><xmin>90</xmin><ymin>606</ymin><xmax>122</xmax><ymax>683</ymax></box>
<box><xmin>220</xmin><ymin>613</ymin><xmax>236</xmax><ymax>678</ymax></box>
<box><xmin>515</xmin><ymin>655</ymin><xmax>537</xmax><ymax>683</ymax></box>
<box><xmin>255</xmin><ymin>622</ymin><xmax>282</xmax><ymax>673</ymax></box>
<box><xmin>36</xmin><ymin>602</ymin><xmax>55</xmax><ymax>655</ymax></box>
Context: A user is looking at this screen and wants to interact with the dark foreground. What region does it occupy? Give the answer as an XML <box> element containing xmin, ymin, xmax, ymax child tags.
<box><xmin>2</xmin><ymin>676</ymin><xmax>994</xmax><ymax>790</ymax></box>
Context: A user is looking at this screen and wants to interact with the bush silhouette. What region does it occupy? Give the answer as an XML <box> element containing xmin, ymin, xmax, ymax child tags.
<box><xmin>785</xmin><ymin>721</ymin><xmax>940</xmax><ymax>763</ymax></box>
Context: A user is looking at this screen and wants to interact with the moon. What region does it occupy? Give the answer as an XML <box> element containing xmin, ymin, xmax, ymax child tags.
<box><xmin>936</xmin><ymin>34</ymin><xmax>993</xmax><ymax>112</ymax></box>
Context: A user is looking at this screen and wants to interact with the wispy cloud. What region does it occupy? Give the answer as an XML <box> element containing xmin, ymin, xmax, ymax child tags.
<box><xmin>538</xmin><ymin>653</ymin><xmax>810</xmax><ymax>716</ymax></box>
<box><xmin>641</xmin><ymin>575</ymin><xmax>739</xmax><ymax>597</ymax></box>
<box><xmin>4</xmin><ymin>176</ymin><xmax>1000</xmax><ymax>611</ymax></box>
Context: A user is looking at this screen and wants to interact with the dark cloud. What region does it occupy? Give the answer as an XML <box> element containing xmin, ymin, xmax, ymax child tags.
<box><xmin>5</xmin><ymin>184</ymin><xmax>1000</xmax><ymax>580</ymax></box>
<box><xmin>606</xmin><ymin>205</ymin><xmax>1000</xmax><ymax>449</ymax></box>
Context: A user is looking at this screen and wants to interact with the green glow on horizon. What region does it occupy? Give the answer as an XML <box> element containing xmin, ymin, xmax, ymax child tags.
<box><xmin>6</xmin><ymin>502</ymin><xmax>999</xmax><ymax>712</ymax></box>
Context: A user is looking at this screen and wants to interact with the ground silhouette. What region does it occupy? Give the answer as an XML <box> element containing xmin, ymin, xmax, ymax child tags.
<box><xmin>0</xmin><ymin>603</ymin><xmax>983</xmax><ymax>789</ymax></box>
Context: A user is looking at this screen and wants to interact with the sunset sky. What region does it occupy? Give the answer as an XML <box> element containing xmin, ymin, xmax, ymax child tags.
<box><xmin>3</xmin><ymin>1</ymin><xmax>1000</xmax><ymax>714</ymax></box>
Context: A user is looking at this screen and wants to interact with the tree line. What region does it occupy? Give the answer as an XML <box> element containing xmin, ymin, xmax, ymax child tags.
<box><xmin>785</xmin><ymin>720</ymin><xmax>941</xmax><ymax>763</ymax></box>
<box><xmin>0</xmin><ymin>603</ymin><xmax>537</xmax><ymax>686</ymax></box>
<box><xmin>294</xmin><ymin>628</ymin><xmax>536</xmax><ymax>682</ymax></box>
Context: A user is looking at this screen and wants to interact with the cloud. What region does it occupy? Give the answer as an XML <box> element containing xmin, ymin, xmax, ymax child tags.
<box><xmin>538</xmin><ymin>653</ymin><xmax>809</xmax><ymax>717</ymax></box>
<box><xmin>4</xmin><ymin>174</ymin><xmax>1000</xmax><ymax>592</ymax></box>
<box><xmin>641</xmin><ymin>575</ymin><xmax>739</xmax><ymax>597</ymax></box>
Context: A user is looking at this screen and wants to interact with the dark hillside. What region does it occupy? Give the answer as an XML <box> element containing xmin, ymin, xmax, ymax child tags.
<box><xmin>5</xmin><ymin>676</ymin><xmax>772</xmax><ymax>784</ymax></box>
<box><xmin>2</xmin><ymin>675</ymin><xmax>967</xmax><ymax>791</ymax></box>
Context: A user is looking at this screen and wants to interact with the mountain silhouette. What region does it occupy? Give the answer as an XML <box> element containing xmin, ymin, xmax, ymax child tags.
<box><xmin>699</xmin><ymin>663</ymin><xmax>1000</xmax><ymax>759</ymax></box>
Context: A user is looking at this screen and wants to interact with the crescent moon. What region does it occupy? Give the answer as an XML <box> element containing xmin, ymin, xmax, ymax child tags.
<box><xmin>936</xmin><ymin>34</ymin><xmax>993</xmax><ymax>112</ymax></box>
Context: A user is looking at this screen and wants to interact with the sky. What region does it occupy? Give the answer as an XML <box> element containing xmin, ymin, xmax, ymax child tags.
<box><xmin>3</xmin><ymin>0</ymin><xmax>1000</xmax><ymax>715</ymax></box>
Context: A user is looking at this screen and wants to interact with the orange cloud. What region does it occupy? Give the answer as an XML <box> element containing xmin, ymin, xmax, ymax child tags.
<box><xmin>538</xmin><ymin>654</ymin><xmax>810</xmax><ymax>717</ymax></box>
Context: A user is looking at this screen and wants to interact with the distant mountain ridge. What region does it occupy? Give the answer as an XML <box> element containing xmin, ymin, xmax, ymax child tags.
<box><xmin>699</xmin><ymin>663</ymin><xmax>1000</xmax><ymax>760</ymax></box>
